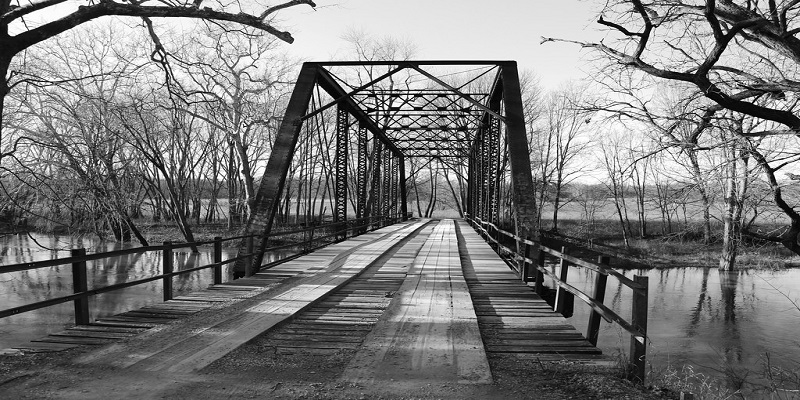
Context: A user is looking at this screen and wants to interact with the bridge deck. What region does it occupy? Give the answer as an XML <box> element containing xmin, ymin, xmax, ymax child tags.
<box><xmin>15</xmin><ymin>219</ymin><xmax>608</xmax><ymax>389</ymax></box>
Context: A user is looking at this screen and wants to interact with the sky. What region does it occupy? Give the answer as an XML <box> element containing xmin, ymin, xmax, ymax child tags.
<box><xmin>275</xmin><ymin>0</ymin><xmax>607</xmax><ymax>89</ymax></box>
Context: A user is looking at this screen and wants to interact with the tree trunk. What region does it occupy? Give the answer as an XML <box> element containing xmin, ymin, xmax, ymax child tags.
<box><xmin>688</xmin><ymin>151</ymin><xmax>713</xmax><ymax>244</ymax></box>
<box><xmin>552</xmin><ymin>183</ymin><xmax>561</xmax><ymax>232</ymax></box>
<box><xmin>719</xmin><ymin>138</ymin><xmax>740</xmax><ymax>271</ymax></box>
<box><xmin>227</xmin><ymin>142</ymin><xmax>239</xmax><ymax>229</ymax></box>
<box><xmin>0</xmin><ymin>54</ymin><xmax>9</xmax><ymax>165</ymax></box>
<box><xmin>444</xmin><ymin>174</ymin><xmax>463</xmax><ymax>218</ymax></box>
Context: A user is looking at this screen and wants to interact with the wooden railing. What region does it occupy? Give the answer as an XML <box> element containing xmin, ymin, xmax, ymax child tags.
<box><xmin>465</xmin><ymin>215</ymin><xmax>649</xmax><ymax>383</ymax></box>
<box><xmin>0</xmin><ymin>216</ymin><xmax>398</xmax><ymax>327</ymax></box>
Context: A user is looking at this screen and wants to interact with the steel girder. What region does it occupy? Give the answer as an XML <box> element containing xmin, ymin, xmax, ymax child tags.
<box><xmin>235</xmin><ymin>61</ymin><xmax>538</xmax><ymax>276</ymax></box>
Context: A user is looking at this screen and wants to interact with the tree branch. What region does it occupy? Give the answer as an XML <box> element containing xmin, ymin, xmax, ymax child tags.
<box><xmin>597</xmin><ymin>15</ymin><xmax>641</xmax><ymax>37</ymax></box>
<box><xmin>10</xmin><ymin>0</ymin><xmax>311</xmax><ymax>53</ymax></box>
<box><xmin>1</xmin><ymin>0</ymin><xmax>67</xmax><ymax>24</ymax></box>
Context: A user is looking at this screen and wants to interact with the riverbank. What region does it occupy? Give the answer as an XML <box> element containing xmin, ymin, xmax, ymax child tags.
<box><xmin>549</xmin><ymin>219</ymin><xmax>800</xmax><ymax>269</ymax></box>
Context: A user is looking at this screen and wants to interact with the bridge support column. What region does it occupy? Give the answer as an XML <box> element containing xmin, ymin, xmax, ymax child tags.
<box><xmin>234</xmin><ymin>64</ymin><xmax>317</xmax><ymax>275</ymax></box>
<box><xmin>356</xmin><ymin>124</ymin><xmax>368</xmax><ymax>221</ymax></box>
<box><xmin>500</xmin><ymin>61</ymin><xmax>538</xmax><ymax>240</ymax></box>
<box><xmin>335</xmin><ymin>106</ymin><xmax>349</xmax><ymax>240</ymax></box>
<box><xmin>382</xmin><ymin>146</ymin><xmax>391</xmax><ymax>219</ymax></box>
<box><xmin>399</xmin><ymin>154</ymin><xmax>408</xmax><ymax>220</ymax></box>
<box><xmin>368</xmin><ymin>140</ymin><xmax>382</xmax><ymax>225</ymax></box>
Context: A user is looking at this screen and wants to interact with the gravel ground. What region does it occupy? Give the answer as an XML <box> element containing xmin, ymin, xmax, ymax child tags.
<box><xmin>0</xmin><ymin>342</ymin><xmax>676</xmax><ymax>399</ymax></box>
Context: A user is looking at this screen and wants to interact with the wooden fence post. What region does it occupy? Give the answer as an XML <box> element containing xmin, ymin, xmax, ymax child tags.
<box><xmin>162</xmin><ymin>242</ymin><xmax>173</xmax><ymax>302</ymax></box>
<box><xmin>555</xmin><ymin>246</ymin><xmax>574</xmax><ymax>317</ymax></box>
<box><xmin>521</xmin><ymin>237</ymin><xmax>532</xmax><ymax>283</ymax></box>
<box><xmin>629</xmin><ymin>275</ymin><xmax>649</xmax><ymax>383</ymax></box>
<box><xmin>71</xmin><ymin>248</ymin><xmax>90</xmax><ymax>325</ymax></box>
<box><xmin>213</xmin><ymin>236</ymin><xmax>223</xmax><ymax>285</ymax></box>
<box><xmin>245</xmin><ymin>236</ymin><xmax>255</xmax><ymax>277</ymax></box>
<box><xmin>535</xmin><ymin>249</ymin><xmax>545</xmax><ymax>295</ymax></box>
<box><xmin>586</xmin><ymin>256</ymin><xmax>610</xmax><ymax>346</ymax></box>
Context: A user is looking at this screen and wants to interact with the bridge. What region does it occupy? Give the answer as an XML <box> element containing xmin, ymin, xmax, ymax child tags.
<box><xmin>0</xmin><ymin>61</ymin><xmax>649</xmax><ymax>396</ymax></box>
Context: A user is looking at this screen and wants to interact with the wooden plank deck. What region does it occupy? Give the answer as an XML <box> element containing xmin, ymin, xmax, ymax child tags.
<box><xmin>254</xmin><ymin>220</ymin><xmax>436</xmax><ymax>355</ymax></box>
<box><xmin>342</xmin><ymin>220</ymin><xmax>492</xmax><ymax>385</ymax></box>
<box><xmin>455</xmin><ymin>220</ymin><xmax>611</xmax><ymax>365</ymax></box>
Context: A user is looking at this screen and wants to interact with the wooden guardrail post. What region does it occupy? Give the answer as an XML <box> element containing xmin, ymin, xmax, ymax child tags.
<box><xmin>162</xmin><ymin>242</ymin><xmax>173</xmax><ymax>302</ymax></box>
<box><xmin>213</xmin><ymin>237</ymin><xmax>223</xmax><ymax>285</ymax></box>
<box><xmin>245</xmin><ymin>236</ymin><xmax>255</xmax><ymax>277</ymax></box>
<box><xmin>629</xmin><ymin>275</ymin><xmax>649</xmax><ymax>383</ymax></box>
<box><xmin>521</xmin><ymin>237</ymin><xmax>532</xmax><ymax>283</ymax></box>
<box><xmin>535</xmin><ymin>248</ymin><xmax>545</xmax><ymax>295</ymax></box>
<box><xmin>307</xmin><ymin>224</ymin><xmax>315</xmax><ymax>252</ymax></box>
<box><xmin>586</xmin><ymin>256</ymin><xmax>610</xmax><ymax>346</ymax></box>
<box><xmin>71</xmin><ymin>248</ymin><xmax>90</xmax><ymax>325</ymax></box>
<box><xmin>555</xmin><ymin>246</ymin><xmax>574</xmax><ymax>317</ymax></box>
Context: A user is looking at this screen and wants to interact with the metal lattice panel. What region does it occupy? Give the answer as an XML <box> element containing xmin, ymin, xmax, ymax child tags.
<box><xmin>334</xmin><ymin>106</ymin><xmax>349</xmax><ymax>224</ymax></box>
<box><xmin>356</xmin><ymin>125</ymin><xmax>368</xmax><ymax>219</ymax></box>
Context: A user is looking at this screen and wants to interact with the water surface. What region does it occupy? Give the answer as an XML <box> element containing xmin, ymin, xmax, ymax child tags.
<box><xmin>0</xmin><ymin>233</ymin><xmax>291</xmax><ymax>349</ymax></box>
<box><xmin>564</xmin><ymin>266</ymin><xmax>800</xmax><ymax>391</ymax></box>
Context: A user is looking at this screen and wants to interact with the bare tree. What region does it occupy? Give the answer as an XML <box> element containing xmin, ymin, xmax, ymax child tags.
<box><xmin>547</xmin><ymin>0</ymin><xmax>800</xmax><ymax>254</ymax></box>
<box><xmin>176</xmin><ymin>25</ymin><xmax>296</xmax><ymax>223</ymax></box>
<box><xmin>535</xmin><ymin>83</ymin><xmax>594</xmax><ymax>232</ymax></box>
<box><xmin>1</xmin><ymin>0</ymin><xmax>315</xmax><ymax>162</ymax></box>
<box><xmin>600</xmin><ymin>131</ymin><xmax>634</xmax><ymax>248</ymax></box>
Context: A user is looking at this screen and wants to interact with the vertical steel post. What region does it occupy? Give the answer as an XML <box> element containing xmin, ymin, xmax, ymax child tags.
<box><xmin>335</xmin><ymin>106</ymin><xmax>349</xmax><ymax>240</ymax></box>
<box><xmin>478</xmin><ymin>129</ymin><xmax>487</xmax><ymax>221</ymax></box>
<box><xmin>391</xmin><ymin>152</ymin><xmax>399</xmax><ymax>219</ymax></box>
<box><xmin>487</xmin><ymin>115</ymin><xmax>500</xmax><ymax>225</ymax></box>
<box><xmin>382</xmin><ymin>146</ymin><xmax>391</xmax><ymax>218</ymax></box>
<box><xmin>399</xmin><ymin>154</ymin><xmax>408</xmax><ymax>220</ymax></box>
<box><xmin>356</xmin><ymin>124</ymin><xmax>368</xmax><ymax>220</ymax></box>
<box><xmin>71</xmin><ymin>248</ymin><xmax>90</xmax><ymax>325</ymax></box>
<box><xmin>466</xmin><ymin>146</ymin><xmax>475</xmax><ymax>218</ymax></box>
<box><xmin>587</xmin><ymin>256</ymin><xmax>610</xmax><ymax>346</ymax></box>
<box><xmin>369</xmin><ymin>140</ymin><xmax>382</xmax><ymax>223</ymax></box>
<box><xmin>162</xmin><ymin>242</ymin><xmax>173</xmax><ymax>302</ymax></box>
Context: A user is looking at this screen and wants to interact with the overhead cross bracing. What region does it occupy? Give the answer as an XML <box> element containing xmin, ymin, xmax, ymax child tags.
<box><xmin>235</xmin><ymin>61</ymin><xmax>538</xmax><ymax>276</ymax></box>
<box><xmin>305</xmin><ymin>61</ymin><xmax>501</xmax><ymax>159</ymax></box>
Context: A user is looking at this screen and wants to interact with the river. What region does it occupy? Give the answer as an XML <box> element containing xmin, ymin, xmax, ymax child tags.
<box><xmin>565</xmin><ymin>266</ymin><xmax>800</xmax><ymax>393</ymax></box>
<box><xmin>0</xmin><ymin>233</ymin><xmax>291</xmax><ymax>350</ymax></box>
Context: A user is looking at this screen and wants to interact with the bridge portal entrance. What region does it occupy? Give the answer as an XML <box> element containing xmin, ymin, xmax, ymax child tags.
<box><xmin>237</xmin><ymin>61</ymin><xmax>537</xmax><ymax>273</ymax></box>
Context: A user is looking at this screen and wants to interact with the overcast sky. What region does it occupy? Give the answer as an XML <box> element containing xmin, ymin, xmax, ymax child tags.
<box><xmin>277</xmin><ymin>0</ymin><xmax>607</xmax><ymax>89</ymax></box>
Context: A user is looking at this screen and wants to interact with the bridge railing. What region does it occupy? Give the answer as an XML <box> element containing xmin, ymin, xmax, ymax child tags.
<box><xmin>465</xmin><ymin>215</ymin><xmax>649</xmax><ymax>383</ymax></box>
<box><xmin>0</xmin><ymin>216</ymin><xmax>397</xmax><ymax>327</ymax></box>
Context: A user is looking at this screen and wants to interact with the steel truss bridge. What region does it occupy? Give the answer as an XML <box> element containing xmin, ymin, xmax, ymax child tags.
<box><xmin>0</xmin><ymin>61</ymin><xmax>650</xmax><ymax>392</ymax></box>
<box><xmin>236</xmin><ymin>60</ymin><xmax>537</xmax><ymax>271</ymax></box>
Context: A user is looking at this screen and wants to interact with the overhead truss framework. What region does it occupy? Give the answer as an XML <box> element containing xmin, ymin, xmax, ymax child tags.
<box><xmin>236</xmin><ymin>61</ymin><xmax>538</xmax><ymax>274</ymax></box>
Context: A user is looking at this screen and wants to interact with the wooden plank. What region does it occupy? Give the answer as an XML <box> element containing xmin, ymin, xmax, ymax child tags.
<box><xmin>342</xmin><ymin>220</ymin><xmax>492</xmax><ymax>385</ymax></box>
<box><xmin>12</xmin><ymin>342</ymin><xmax>78</xmax><ymax>352</ymax></box>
